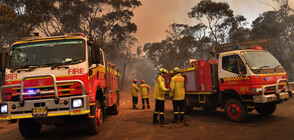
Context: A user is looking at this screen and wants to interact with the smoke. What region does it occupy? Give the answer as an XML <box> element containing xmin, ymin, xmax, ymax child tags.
<box><xmin>120</xmin><ymin>56</ymin><xmax>157</xmax><ymax>91</ymax></box>
<box><xmin>131</xmin><ymin>0</ymin><xmax>197</xmax><ymax>46</ymax></box>
<box><xmin>132</xmin><ymin>0</ymin><xmax>294</xmax><ymax>46</ymax></box>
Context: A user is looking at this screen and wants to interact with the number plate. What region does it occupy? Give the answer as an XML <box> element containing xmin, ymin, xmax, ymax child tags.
<box><xmin>280</xmin><ymin>93</ymin><xmax>289</xmax><ymax>99</ymax></box>
<box><xmin>32</xmin><ymin>107</ymin><xmax>47</xmax><ymax>118</ymax></box>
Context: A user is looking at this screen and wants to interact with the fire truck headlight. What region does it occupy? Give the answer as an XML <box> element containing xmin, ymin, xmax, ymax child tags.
<box><xmin>252</xmin><ymin>88</ymin><xmax>263</xmax><ymax>94</ymax></box>
<box><xmin>0</xmin><ymin>104</ymin><xmax>8</xmax><ymax>114</ymax></box>
<box><xmin>72</xmin><ymin>98</ymin><xmax>83</xmax><ymax>108</ymax></box>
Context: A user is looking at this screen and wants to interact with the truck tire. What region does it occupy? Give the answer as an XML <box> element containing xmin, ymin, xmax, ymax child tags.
<box><xmin>87</xmin><ymin>100</ymin><xmax>103</xmax><ymax>135</ymax></box>
<box><xmin>224</xmin><ymin>98</ymin><xmax>248</xmax><ymax>122</ymax></box>
<box><xmin>202</xmin><ymin>104</ymin><xmax>218</xmax><ymax>111</ymax></box>
<box><xmin>256</xmin><ymin>103</ymin><xmax>276</xmax><ymax>115</ymax></box>
<box><xmin>18</xmin><ymin>119</ymin><xmax>42</xmax><ymax>138</ymax></box>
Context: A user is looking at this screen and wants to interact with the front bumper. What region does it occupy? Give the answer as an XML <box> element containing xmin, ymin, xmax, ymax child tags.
<box><xmin>253</xmin><ymin>79</ymin><xmax>294</xmax><ymax>103</ymax></box>
<box><xmin>0</xmin><ymin>95</ymin><xmax>90</xmax><ymax>120</ymax></box>
<box><xmin>253</xmin><ymin>92</ymin><xmax>291</xmax><ymax>103</ymax></box>
<box><xmin>0</xmin><ymin>74</ymin><xmax>89</xmax><ymax>120</ymax></box>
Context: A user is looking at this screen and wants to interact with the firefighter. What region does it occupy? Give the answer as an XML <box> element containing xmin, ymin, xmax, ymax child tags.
<box><xmin>153</xmin><ymin>68</ymin><xmax>171</xmax><ymax>124</ymax></box>
<box><xmin>131</xmin><ymin>79</ymin><xmax>140</xmax><ymax>109</ymax></box>
<box><xmin>139</xmin><ymin>80</ymin><xmax>151</xmax><ymax>109</ymax></box>
<box><xmin>224</xmin><ymin>58</ymin><xmax>236</xmax><ymax>73</ymax></box>
<box><xmin>169</xmin><ymin>67</ymin><xmax>186</xmax><ymax>123</ymax></box>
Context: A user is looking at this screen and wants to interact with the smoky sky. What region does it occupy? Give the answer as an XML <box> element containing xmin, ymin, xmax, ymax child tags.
<box><xmin>132</xmin><ymin>0</ymin><xmax>294</xmax><ymax>46</ymax></box>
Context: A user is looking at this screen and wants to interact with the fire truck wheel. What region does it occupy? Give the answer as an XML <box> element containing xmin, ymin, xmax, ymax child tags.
<box><xmin>224</xmin><ymin>98</ymin><xmax>248</xmax><ymax>122</ymax></box>
<box><xmin>18</xmin><ymin>119</ymin><xmax>42</xmax><ymax>138</ymax></box>
<box><xmin>256</xmin><ymin>103</ymin><xmax>276</xmax><ymax>115</ymax></box>
<box><xmin>87</xmin><ymin>100</ymin><xmax>103</xmax><ymax>135</ymax></box>
<box><xmin>202</xmin><ymin>105</ymin><xmax>218</xmax><ymax>111</ymax></box>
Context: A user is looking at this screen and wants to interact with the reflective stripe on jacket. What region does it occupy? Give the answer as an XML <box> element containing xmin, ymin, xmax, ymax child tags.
<box><xmin>131</xmin><ymin>83</ymin><xmax>140</xmax><ymax>97</ymax></box>
<box><xmin>140</xmin><ymin>83</ymin><xmax>151</xmax><ymax>99</ymax></box>
<box><xmin>169</xmin><ymin>73</ymin><xmax>185</xmax><ymax>100</ymax></box>
<box><xmin>153</xmin><ymin>75</ymin><xmax>167</xmax><ymax>100</ymax></box>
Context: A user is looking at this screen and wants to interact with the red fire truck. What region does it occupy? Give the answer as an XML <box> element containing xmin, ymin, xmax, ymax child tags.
<box><xmin>0</xmin><ymin>33</ymin><xmax>120</xmax><ymax>138</ymax></box>
<box><xmin>168</xmin><ymin>46</ymin><xmax>294</xmax><ymax>122</ymax></box>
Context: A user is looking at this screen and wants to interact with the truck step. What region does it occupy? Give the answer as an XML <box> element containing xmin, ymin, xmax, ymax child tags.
<box><xmin>242</xmin><ymin>100</ymin><xmax>254</xmax><ymax>102</ymax></box>
<box><xmin>247</xmin><ymin>106</ymin><xmax>255</xmax><ymax>109</ymax></box>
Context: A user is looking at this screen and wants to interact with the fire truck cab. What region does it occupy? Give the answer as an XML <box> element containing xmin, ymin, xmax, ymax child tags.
<box><xmin>0</xmin><ymin>33</ymin><xmax>120</xmax><ymax>138</ymax></box>
<box><xmin>170</xmin><ymin>46</ymin><xmax>294</xmax><ymax>122</ymax></box>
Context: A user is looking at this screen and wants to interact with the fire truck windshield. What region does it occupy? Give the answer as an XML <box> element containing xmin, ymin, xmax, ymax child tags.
<box><xmin>242</xmin><ymin>51</ymin><xmax>285</xmax><ymax>73</ymax></box>
<box><xmin>7</xmin><ymin>39</ymin><xmax>85</xmax><ymax>70</ymax></box>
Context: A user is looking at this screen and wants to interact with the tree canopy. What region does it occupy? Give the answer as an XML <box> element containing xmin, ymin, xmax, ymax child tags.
<box><xmin>143</xmin><ymin>0</ymin><xmax>294</xmax><ymax>81</ymax></box>
<box><xmin>188</xmin><ymin>0</ymin><xmax>247</xmax><ymax>44</ymax></box>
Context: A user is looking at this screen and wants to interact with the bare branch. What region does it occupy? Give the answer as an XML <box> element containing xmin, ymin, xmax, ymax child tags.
<box><xmin>258</xmin><ymin>1</ymin><xmax>277</xmax><ymax>11</ymax></box>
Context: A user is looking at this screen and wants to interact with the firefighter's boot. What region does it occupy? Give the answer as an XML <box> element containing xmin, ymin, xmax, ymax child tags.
<box><xmin>142</xmin><ymin>105</ymin><xmax>145</xmax><ymax>110</ymax></box>
<box><xmin>133</xmin><ymin>105</ymin><xmax>138</xmax><ymax>109</ymax></box>
<box><xmin>153</xmin><ymin>114</ymin><xmax>159</xmax><ymax>124</ymax></box>
<box><xmin>147</xmin><ymin>105</ymin><xmax>150</xmax><ymax>109</ymax></box>
<box><xmin>180</xmin><ymin>114</ymin><xmax>184</xmax><ymax>122</ymax></box>
<box><xmin>174</xmin><ymin>114</ymin><xmax>179</xmax><ymax>122</ymax></box>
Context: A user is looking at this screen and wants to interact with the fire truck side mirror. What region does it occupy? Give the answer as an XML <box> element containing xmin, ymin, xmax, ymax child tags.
<box><xmin>0</xmin><ymin>51</ymin><xmax>7</xmax><ymax>72</ymax></box>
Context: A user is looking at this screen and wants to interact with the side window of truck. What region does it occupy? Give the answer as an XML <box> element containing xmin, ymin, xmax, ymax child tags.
<box><xmin>222</xmin><ymin>55</ymin><xmax>238</xmax><ymax>74</ymax></box>
<box><xmin>88</xmin><ymin>44</ymin><xmax>93</xmax><ymax>67</ymax></box>
<box><xmin>89</xmin><ymin>44</ymin><xmax>101</xmax><ymax>65</ymax></box>
<box><xmin>222</xmin><ymin>55</ymin><xmax>246</xmax><ymax>75</ymax></box>
<box><xmin>99</xmin><ymin>49</ymin><xmax>104</xmax><ymax>65</ymax></box>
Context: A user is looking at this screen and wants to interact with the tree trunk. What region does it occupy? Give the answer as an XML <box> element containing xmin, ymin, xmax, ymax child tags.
<box><xmin>121</xmin><ymin>65</ymin><xmax>127</xmax><ymax>91</ymax></box>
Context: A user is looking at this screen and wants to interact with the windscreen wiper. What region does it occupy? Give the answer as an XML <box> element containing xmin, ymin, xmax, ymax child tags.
<box><xmin>274</xmin><ymin>65</ymin><xmax>282</xmax><ymax>71</ymax></box>
<box><xmin>50</xmin><ymin>59</ymin><xmax>82</xmax><ymax>70</ymax></box>
<box><xmin>50</xmin><ymin>63</ymin><xmax>69</xmax><ymax>70</ymax></box>
<box><xmin>257</xmin><ymin>65</ymin><xmax>270</xmax><ymax>73</ymax></box>
<box><xmin>16</xmin><ymin>65</ymin><xmax>38</xmax><ymax>73</ymax></box>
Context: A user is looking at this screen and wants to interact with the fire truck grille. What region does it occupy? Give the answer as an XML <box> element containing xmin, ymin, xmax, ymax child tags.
<box><xmin>11</xmin><ymin>83</ymin><xmax>75</xmax><ymax>100</ymax></box>
<box><xmin>264</xmin><ymin>85</ymin><xmax>284</xmax><ymax>95</ymax></box>
<box><xmin>266</xmin><ymin>85</ymin><xmax>283</xmax><ymax>92</ymax></box>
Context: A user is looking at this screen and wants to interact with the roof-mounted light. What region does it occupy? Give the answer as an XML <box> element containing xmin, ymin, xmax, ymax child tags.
<box><xmin>65</xmin><ymin>33</ymin><xmax>85</xmax><ymax>37</ymax></box>
<box><xmin>251</xmin><ymin>46</ymin><xmax>263</xmax><ymax>50</ymax></box>
<box><xmin>232</xmin><ymin>45</ymin><xmax>239</xmax><ymax>50</ymax></box>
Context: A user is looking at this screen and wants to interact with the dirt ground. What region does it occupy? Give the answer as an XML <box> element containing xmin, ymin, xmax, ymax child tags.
<box><xmin>0</xmin><ymin>91</ymin><xmax>294</xmax><ymax>140</ymax></box>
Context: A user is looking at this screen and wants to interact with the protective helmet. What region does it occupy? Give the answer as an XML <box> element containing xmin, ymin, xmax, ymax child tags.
<box><xmin>159</xmin><ymin>68</ymin><xmax>167</xmax><ymax>74</ymax></box>
<box><xmin>164</xmin><ymin>69</ymin><xmax>169</xmax><ymax>74</ymax></box>
<box><xmin>173</xmin><ymin>67</ymin><xmax>180</xmax><ymax>73</ymax></box>
<box><xmin>133</xmin><ymin>79</ymin><xmax>138</xmax><ymax>83</ymax></box>
<box><xmin>141</xmin><ymin>80</ymin><xmax>145</xmax><ymax>83</ymax></box>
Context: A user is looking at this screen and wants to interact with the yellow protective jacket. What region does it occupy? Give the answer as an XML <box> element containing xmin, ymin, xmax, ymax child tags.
<box><xmin>131</xmin><ymin>83</ymin><xmax>140</xmax><ymax>97</ymax></box>
<box><xmin>140</xmin><ymin>83</ymin><xmax>151</xmax><ymax>99</ymax></box>
<box><xmin>169</xmin><ymin>73</ymin><xmax>185</xmax><ymax>100</ymax></box>
<box><xmin>153</xmin><ymin>75</ymin><xmax>168</xmax><ymax>100</ymax></box>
